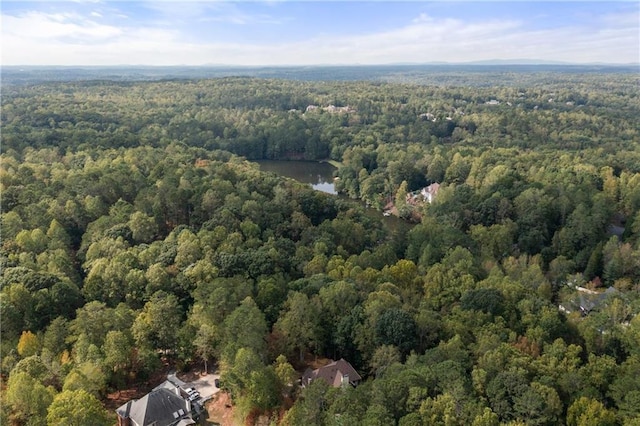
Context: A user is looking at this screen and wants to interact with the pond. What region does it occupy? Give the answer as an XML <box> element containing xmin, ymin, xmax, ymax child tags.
<box><xmin>256</xmin><ymin>160</ymin><xmax>338</xmax><ymax>194</ymax></box>
<box><xmin>255</xmin><ymin>160</ymin><xmax>413</xmax><ymax>234</ymax></box>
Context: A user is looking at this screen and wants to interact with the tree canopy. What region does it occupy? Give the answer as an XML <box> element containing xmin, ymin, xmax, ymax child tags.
<box><xmin>1</xmin><ymin>68</ymin><xmax>639</xmax><ymax>425</ymax></box>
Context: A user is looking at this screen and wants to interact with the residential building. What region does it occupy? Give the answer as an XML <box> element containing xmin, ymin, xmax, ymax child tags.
<box><xmin>302</xmin><ymin>358</ymin><xmax>362</xmax><ymax>388</ymax></box>
<box><xmin>421</xmin><ymin>182</ymin><xmax>441</xmax><ymax>203</ymax></box>
<box><xmin>116</xmin><ymin>381</ymin><xmax>196</xmax><ymax>426</ymax></box>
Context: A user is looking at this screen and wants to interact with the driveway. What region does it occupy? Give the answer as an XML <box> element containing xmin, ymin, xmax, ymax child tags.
<box><xmin>181</xmin><ymin>372</ymin><xmax>220</xmax><ymax>402</ymax></box>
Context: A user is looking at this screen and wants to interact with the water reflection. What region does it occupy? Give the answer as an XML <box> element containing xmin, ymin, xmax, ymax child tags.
<box><xmin>256</xmin><ymin>160</ymin><xmax>337</xmax><ymax>194</ymax></box>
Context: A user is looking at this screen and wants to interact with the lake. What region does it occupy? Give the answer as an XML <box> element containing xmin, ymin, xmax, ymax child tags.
<box><xmin>256</xmin><ymin>160</ymin><xmax>337</xmax><ymax>194</ymax></box>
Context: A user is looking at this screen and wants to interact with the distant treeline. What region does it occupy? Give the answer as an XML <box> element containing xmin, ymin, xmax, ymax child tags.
<box><xmin>2</xmin><ymin>64</ymin><xmax>638</xmax><ymax>86</ymax></box>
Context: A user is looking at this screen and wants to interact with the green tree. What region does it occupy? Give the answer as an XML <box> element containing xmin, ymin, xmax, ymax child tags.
<box><xmin>103</xmin><ymin>330</ymin><xmax>135</xmax><ymax>381</ymax></box>
<box><xmin>513</xmin><ymin>188</ymin><xmax>552</xmax><ymax>254</ymax></box>
<box><xmin>445</xmin><ymin>152</ymin><xmax>471</xmax><ymax>184</ymax></box>
<box><xmin>62</xmin><ymin>362</ymin><xmax>107</xmax><ymax>397</ymax></box>
<box><xmin>419</xmin><ymin>393</ymin><xmax>465</xmax><ymax>426</ymax></box>
<box><xmin>72</xmin><ymin>333</ymin><xmax>104</xmax><ymax>365</ymax></box>
<box><xmin>370</xmin><ymin>344</ymin><xmax>401</xmax><ymax>378</ymax></box>
<box><xmin>46</xmin><ymin>389</ymin><xmax>111</xmax><ymax>426</ymax></box>
<box><xmin>274</xmin><ymin>292</ymin><xmax>322</xmax><ymax>361</ymax></box>
<box><xmin>460</xmin><ymin>288</ymin><xmax>505</xmax><ymax>317</ymax></box>
<box><xmin>255</xmin><ymin>275</ymin><xmax>288</xmax><ymax>325</ymax></box>
<box><xmin>486</xmin><ymin>368</ymin><xmax>529</xmax><ymax>423</ymax></box>
<box><xmin>423</xmin><ymin>261</ymin><xmax>475</xmax><ymax>313</ymax></box>
<box><xmin>193</xmin><ymin>323</ymin><xmax>218</xmax><ymax>374</ymax></box>
<box><xmin>577</xmin><ymin>353</ymin><xmax>618</xmax><ymax>401</ymax></box>
<box><xmin>274</xmin><ymin>354</ymin><xmax>298</xmax><ymax>397</ymax></box>
<box><xmin>132</xmin><ymin>291</ymin><xmax>182</xmax><ymax>353</ymax></box>
<box><xmin>609</xmin><ymin>355</ymin><xmax>640</xmax><ymax>420</ymax></box>
<box><xmin>356</xmin><ymin>290</ymin><xmax>403</xmax><ymax>362</ymax></box>
<box><xmin>382</xmin><ymin>260</ymin><xmax>420</xmax><ymax>305</ymax></box>
<box><xmin>5</xmin><ymin>371</ymin><xmax>55</xmax><ymax>426</ymax></box>
<box><xmin>174</xmin><ymin>229</ymin><xmax>202</xmax><ymax>268</ymax></box>
<box><xmin>427</xmin><ymin>153</ymin><xmax>447</xmax><ymax>183</ymax></box>
<box><xmin>144</xmin><ymin>263</ymin><xmax>173</xmax><ymax>297</ymax></box>
<box><xmin>318</xmin><ymin>280</ymin><xmax>360</xmax><ymax>325</ymax></box>
<box><xmin>1</xmin><ymin>211</ymin><xmax>24</xmax><ymax>239</ymax></box>
<box><xmin>414</xmin><ymin>304</ymin><xmax>443</xmax><ymax>351</ymax></box>
<box><xmin>363</xmin><ymin>404</ymin><xmax>396</xmax><ymax>426</ymax></box>
<box><xmin>128</xmin><ymin>211</ymin><xmax>158</xmax><ymax>243</ymax></box>
<box><xmin>15</xmin><ymin>228</ymin><xmax>50</xmax><ymax>254</ymax></box>
<box><xmin>11</xmin><ymin>355</ymin><xmax>50</xmax><ymax>383</ymax></box>
<box><xmin>191</xmin><ymin>276</ymin><xmax>252</xmax><ymax>325</ymax></box>
<box><xmin>42</xmin><ymin>317</ymin><xmax>69</xmax><ymax>357</ymax></box>
<box><xmin>396</xmin><ymin>180</ymin><xmax>411</xmax><ymax>219</ymax></box>
<box><xmin>46</xmin><ymin>219</ymin><xmax>72</xmax><ymax>250</ymax></box>
<box><xmin>566</xmin><ymin>397</ymin><xmax>618</xmax><ymax>426</ymax></box>
<box><xmin>220</xmin><ymin>297</ymin><xmax>268</xmax><ymax>364</ymax></box>
<box><xmin>375</xmin><ymin>308</ymin><xmax>418</xmax><ymax>355</ymax></box>
<box><xmin>245</xmin><ymin>366</ymin><xmax>281</xmax><ymax>410</ymax></box>
<box><xmin>221</xmin><ymin>347</ymin><xmax>264</xmax><ymax>400</ymax></box>
<box><xmin>470</xmin><ymin>221</ymin><xmax>516</xmax><ymax>262</ymax></box>
<box><xmin>70</xmin><ymin>301</ymin><xmax>113</xmax><ymax>347</ymax></box>
<box><xmin>472</xmin><ymin>407</ymin><xmax>500</xmax><ymax>426</ymax></box>
<box><xmin>513</xmin><ymin>382</ymin><xmax>562</xmax><ymax>426</ymax></box>
<box><xmin>281</xmin><ymin>379</ymin><xmax>330</xmax><ymax>426</ymax></box>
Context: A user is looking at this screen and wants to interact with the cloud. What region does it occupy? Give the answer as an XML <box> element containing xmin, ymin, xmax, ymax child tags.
<box><xmin>1</xmin><ymin>10</ymin><xmax>179</xmax><ymax>64</ymax></box>
<box><xmin>1</xmin><ymin>5</ymin><xmax>638</xmax><ymax>65</ymax></box>
<box><xmin>196</xmin><ymin>12</ymin><xmax>286</xmax><ymax>25</ymax></box>
<box><xmin>2</xmin><ymin>11</ymin><xmax>121</xmax><ymax>42</ymax></box>
<box><xmin>412</xmin><ymin>13</ymin><xmax>433</xmax><ymax>24</ymax></box>
<box><xmin>600</xmin><ymin>8</ymin><xmax>640</xmax><ymax>28</ymax></box>
<box><xmin>141</xmin><ymin>1</ymin><xmax>284</xmax><ymax>26</ymax></box>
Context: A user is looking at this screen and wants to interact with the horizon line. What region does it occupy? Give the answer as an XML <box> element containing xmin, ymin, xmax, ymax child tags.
<box><xmin>4</xmin><ymin>62</ymin><xmax>639</xmax><ymax>67</ymax></box>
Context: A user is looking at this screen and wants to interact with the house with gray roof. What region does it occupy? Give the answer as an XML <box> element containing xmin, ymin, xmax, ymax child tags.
<box><xmin>559</xmin><ymin>286</ymin><xmax>621</xmax><ymax>316</ymax></box>
<box><xmin>116</xmin><ymin>381</ymin><xmax>196</xmax><ymax>426</ymax></box>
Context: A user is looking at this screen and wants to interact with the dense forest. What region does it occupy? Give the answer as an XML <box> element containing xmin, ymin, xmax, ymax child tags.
<box><xmin>1</xmin><ymin>68</ymin><xmax>640</xmax><ymax>425</ymax></box>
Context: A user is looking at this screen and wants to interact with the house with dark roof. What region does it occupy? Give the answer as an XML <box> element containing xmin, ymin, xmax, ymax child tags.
<box><xmin>116</xmin><ymin>381</ymin><xmax>196</xmax><ymax>426</ymax></box>
<box><xmin>559</xmin><ymin>286</ymin><xmax>621</xmax><ymax>316</ymax></box>
<box><xmin>301</xmin><ymin>358</ymin><xmax>362</xmax><ymax>388</ymax></box>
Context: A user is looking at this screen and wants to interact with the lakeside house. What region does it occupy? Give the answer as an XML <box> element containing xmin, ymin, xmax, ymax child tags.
<box><xmin>406</xmin><ymin>182</ymin><xmax>441</xmax><ymax>205</ymax></box>
<box><xmin>419</xmin><ymin>112</ymin><xmax>436</xmax><ymax>121</ymax></box>
<box><xmin>421</xmin><ymin>183</ymin><xmax>441</xmax><ymax>204</ymax></box>
<box><xmin>306</xmin><ymin>104</ymin><xmax>356</xmax><ymax>114</ymax></box>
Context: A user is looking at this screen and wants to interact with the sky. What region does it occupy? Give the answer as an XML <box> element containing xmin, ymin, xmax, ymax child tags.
<box><xmin>1</xmin><ymin>1</ymin><xmax>639</xmax><ymax>66</ymax></box>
